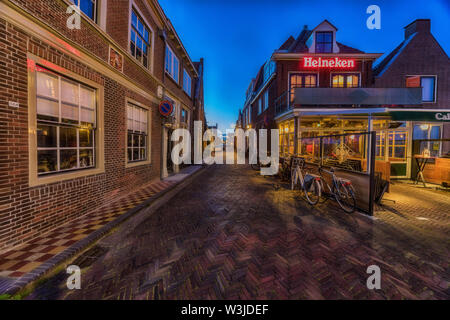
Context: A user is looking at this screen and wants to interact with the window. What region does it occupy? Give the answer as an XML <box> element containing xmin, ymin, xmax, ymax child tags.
<box><xmin>130</xmin><ymin>10</ymin><xmax>151</xmax><ymax>68</ymax></box>
<box><xmin>406</xmin><ymin>76</ymin><xmax>436</xmax><ymax>102</ymax></box>
<box><xmin>70</xmin><ymin>0</ymin><xmax>97</xmax><ymax>22</ymax></box>
<box><xmin>376</xmin><ymin>132</ymin><xmax>386</xmax><ymax>159</ymax></box>
<box><xmin>127</xmin><ymin>103</ymin><xmax>148</xmax><ymax>163</ymax></box>
<box><xmin>165</xmin><ymin>45</ymin><xmax>179</xmax><ymax>82</ymax></box>
<box><xmin>289</xmin><ymin>73</ymin><xmax>317</xmax><ymax>103</ymax></box>
<box><xmin>180</xmin><ymin>108</ymin><xmax>188</xmax><ymax>123</ymax></box>
<box><xmin>413</xmin><ymin>124</ymin><xmax>442</xmax><ymax>157</ymax></box>
<box><xmin>263</xmin><ymin>60</ymin><xmax>276</xmax><ymax>84</ymax></box>
<box><xmin>315</xmin><ymin>32</ymin><xmax>333</xmax><ymax>53</ymax></box>
<box><xmin>332</xmin><ymin>74</ymin><xmax>360</xmax><ymax>88</ymax></box>
<box><xmin>258</xmin><ymin>98</ymin><xmax>262</xmax><ymax>115</ymax></box>
<box><xmin>264</xmin><ymin>90</ymin><xmax>269</xmax><ymax>111</ymax></box>
<box><xmin>388</xmin><ymin>132</ymin><xmax>408</xmax><ymax>160</ymax></box>
<box><xmin>36</xmin><ymin>66</ymin><xmax>96</xmax><ymax>175</ymax></box>
<box><xmin>279</xmin><ymin>121</ymin><xmax>295</xmax><ymax>157</ymax></box>
<box><xmin>183</xmin><ymin>69</ymin><xmax>192</xmax><ymax>96</ymax></box>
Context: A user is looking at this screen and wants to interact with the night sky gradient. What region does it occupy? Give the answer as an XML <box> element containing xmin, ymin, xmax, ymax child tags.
<box><xmin>158</xmin><ymin>0</ymin><xmax>450</xmax><ymax>131</ymax></box>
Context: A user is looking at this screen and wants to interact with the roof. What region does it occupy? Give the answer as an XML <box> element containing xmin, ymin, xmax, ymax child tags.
<box><xmin>373</xmin><ymin>32</ymin><xmax>417</xmax><ymax>77</ymax></box>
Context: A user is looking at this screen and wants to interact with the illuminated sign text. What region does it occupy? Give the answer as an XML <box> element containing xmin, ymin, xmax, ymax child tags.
<box><xmin>304</xmin><ymin>57</ymin><xmax>355</xmax><ymax>68</ymax></box>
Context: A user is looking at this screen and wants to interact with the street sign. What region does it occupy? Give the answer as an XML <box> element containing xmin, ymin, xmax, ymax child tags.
<box><xmin>159</xmin><ymin>100</ymin><xmax>173</xmax><ymax>117</ymax></box>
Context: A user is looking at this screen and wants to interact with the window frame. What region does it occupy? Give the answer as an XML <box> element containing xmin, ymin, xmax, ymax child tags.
<box><xmin>183</xmin><ymin>69</ymin><xmax>192</xmax><ymax>96</ymax></box>
<box><xmin>330</xmin><ymin>73</ymin><xmax>361</xmax><ymax>88</ymax></box>
<box><xmin>27</xmin><ymin>54</ymin><xmax>105</xmax><ymax>187</ymax></box>
<box><xmin>130</xmin><ymin>8</ymin><xmax>152</xmax><ymax>69</ymax></box>
<box><xmin>315</xmin><ymin>31</ymin><xmax>333</xmax><ymax>53</ymax></box>
<box><xmin>289</xmin><ymin>72</ymin><xmax>319</xmax><ymax>104</ymax></box>
<box><xmin>165</xmin><ymin>44</ymin><xmax>180</xmax><ymax>83</ymax></box>
<box><xmin>70</xmin><ymin>0</ymin><xmax>98</xmax><ymax>23</ymax></box>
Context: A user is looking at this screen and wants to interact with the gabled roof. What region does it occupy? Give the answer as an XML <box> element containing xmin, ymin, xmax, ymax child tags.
<box><xmin>373</xmin><ymin>32</ymin><xmax>418</xmax><ymax>77</ymax></box>
<box><xmin>312</xmin><ymin>19</ymin><xmax>338</xmax><ymax>32</ymax></box>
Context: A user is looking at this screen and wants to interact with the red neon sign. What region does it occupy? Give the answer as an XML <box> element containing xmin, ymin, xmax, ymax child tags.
<box><xmin>303</xmin><ymin>57</ymin><xmax>355</xmax><ymax>69</ymax></box>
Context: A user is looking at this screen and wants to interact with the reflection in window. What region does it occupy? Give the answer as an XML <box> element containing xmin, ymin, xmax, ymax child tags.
<box><xmin>332</xmin><ymin>74</ymin><xmax>359</xmax><ymax>88</ymax></box>
<box><xmin>127</xmin><ymin>103</ymin><xmax>148</xmax><ymax>163</ymax></box>
<box><xmin>131</xmin><ymin>10</ymin><xmax>151</xmax><ymax>68</ymax></box>
<box><xmin>70</xmin><ymin>0</ymin><xmax>97</xmax><ymax>22</ymax></box>
<box><xmin>36</xmin><ymin>66</ymin><xmax>96</xmax><ymax>175</ymax></box>
<box><xmin>315</xmin><ymin>32</ymin><xmax>333</xmax><ymax>53</ymax></box>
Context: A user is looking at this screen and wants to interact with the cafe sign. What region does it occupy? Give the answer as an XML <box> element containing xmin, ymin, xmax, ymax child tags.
<box><xmin>303</xmin><ymin>57</ymin><xmax>355</xmax><ymax>69</ymax></box>
<box><xmin>390</xmin><ymin>111</ymin><xmax>450</xmax><ymax>122</ymax></box>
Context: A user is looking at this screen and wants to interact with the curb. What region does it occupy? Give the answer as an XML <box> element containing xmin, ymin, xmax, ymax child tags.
<box><xmin>0</xmin><ymin>165</ymin><xmax>211</xmax><ymax>296</ymax></box>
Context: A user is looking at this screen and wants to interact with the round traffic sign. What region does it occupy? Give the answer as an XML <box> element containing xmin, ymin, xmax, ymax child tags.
<box><xmin>159</xmin><ymin>100</ymin><xmax>173</xmax><ymax>117</ymax></box>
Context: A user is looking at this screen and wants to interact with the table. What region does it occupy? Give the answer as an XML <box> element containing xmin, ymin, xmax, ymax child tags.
<box><xmin>414</xmin><ymin>156</ymin><xmax>436</xmax><ymax>187</ymax></box>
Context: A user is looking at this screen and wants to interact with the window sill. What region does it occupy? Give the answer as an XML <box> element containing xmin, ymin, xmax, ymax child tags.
<box><xmin>126</xmin><ymin>159</ymin><xmax>151</xmax><ymax>169</ymax></box>
<box><xmin>30</xmin><ymin>167</ymin><xmax>105</xmax><ymax>188</ymax></box>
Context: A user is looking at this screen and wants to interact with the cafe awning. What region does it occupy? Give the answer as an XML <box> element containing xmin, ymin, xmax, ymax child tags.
<box><xmin>389</xmin><ymin>110</ymin><xmax>450</xmax><ymax>122</ymax></box>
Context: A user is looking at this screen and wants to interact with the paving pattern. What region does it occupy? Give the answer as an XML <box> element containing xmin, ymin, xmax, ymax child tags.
<box><xmin>0</xmin><ymin>180</ymin><xmax>174</xmax><ymax>278</ymax></box>
<box><xmin>26</xmin><ymin>164</ymin><xmax>449</xmax><ymax>300</ymax></box>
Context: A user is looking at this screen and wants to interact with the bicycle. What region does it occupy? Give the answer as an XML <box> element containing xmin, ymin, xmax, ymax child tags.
<box><xmin>291</xmin><ymin>158</ymin><xmax>321</xmax><ymax>205</ymax></box>
<box><xmin>318</xmin><ymin>165</ymin><xmax>356</xmax><ymax>213</ymax></box>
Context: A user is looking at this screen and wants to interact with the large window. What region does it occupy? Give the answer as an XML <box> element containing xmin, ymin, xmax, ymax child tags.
<box><xmin>70</xmin><ymin>0</ymin><xmax>97</xmax><ymax>22</ymax></box>
<box><xmin>165</xmin><ymin>45</ymin><xmax>179</xmax><ymax>82</ymax></box>
<box><xmin>183</xmin><ymin>69</ymin><xmax>192</xmax><ymax>96</ymax></box>
<box><xmin>263</xmin><ymin>60</ymin><xmax>276</xmax><ymax>83</ymax></box>
<box><xmin>36</xmin><ymin>66</ymin><xmax>96</xmax><ymax>175</ymax></box>
<box><xmin>289</xmin><ymin>73</ymin><xmax>317</xmax><ymax>103</ymax></box>
<box><xmin>406</xmin><ymin>75</ymin><xmax>436</xmax><ymax>103</ymax></box>
<box><xmin>130</xmin><ymin>10</ymin><xmax>151</xmax><ymax>68</ymax></box>
<box><xmin>127</xmin><ymin>103</ymin><xmax>148</xmax><ymax>163</ymax></box>
<box><xmin>315</xmin><ymin>32</ymin><xmax>333</xmax><ymax>53</ymax></box>
<box><xmin>388</xmin><ymin>132</ymin><xmax>408</xmax><ymax>160</ymax></box>
<box><xmin>332</xmin><ymin>74</ymin><xmax>360</xmax><ymax>88</ymax></box>
<box><xmin>279</xmin><ymin>121</ymin><xmax>295</xmax><ymax>157</ymax></box>
<box><xmin>413</xmin><ymin>124</ymin><xmax>442</xmax><ymax>157</ymax></box>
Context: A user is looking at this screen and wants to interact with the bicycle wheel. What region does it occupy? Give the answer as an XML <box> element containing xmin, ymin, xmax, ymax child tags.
<box><xmin>304</xmin><ymin>179</ymin><xmax>321</xmax><ymax>205</ymax></box>
<box><xmin>335</xmin><ymin>183</ymin><xmax>356</xmax><ymax>213</ymax></box>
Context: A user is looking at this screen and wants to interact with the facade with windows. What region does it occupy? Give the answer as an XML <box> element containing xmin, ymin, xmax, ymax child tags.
<box><xmin>0</xmin><ymin>0</ymin><xmax>204</xmax><ymax>251</ymax></box>
<box><xmin>239</xmin><ymin>19</ymin><xmax>449</xmax><ymax>184</ymax></box>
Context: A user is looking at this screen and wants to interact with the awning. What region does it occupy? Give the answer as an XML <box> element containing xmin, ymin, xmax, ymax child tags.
<box><xmin>389</xmin><ymin>111</ymin><xmax>450</xmax><ymax>122</ymax></box>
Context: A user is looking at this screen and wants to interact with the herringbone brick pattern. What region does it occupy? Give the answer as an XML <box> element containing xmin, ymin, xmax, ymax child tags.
<box><xmin>0</xmin><ymin>180</ymin><xmax>174</xmax><ymax>278</ymax></box>
<box><xmin>27</xmin><ymin>165</ymin><xmax>449</xmax><ymax>300</ymax></box>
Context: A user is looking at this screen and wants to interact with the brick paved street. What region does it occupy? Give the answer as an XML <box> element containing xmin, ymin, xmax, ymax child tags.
<box><xmin>26</xmin><ymin>164</ymin><xmax>449</xmax><ymax>300</ymax></box>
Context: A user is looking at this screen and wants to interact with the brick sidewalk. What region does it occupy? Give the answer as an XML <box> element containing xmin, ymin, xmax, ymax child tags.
<box><xmin>0</xmin><ymin>166</ymin><xmax>204</xmax><ymax>283</ymax></box>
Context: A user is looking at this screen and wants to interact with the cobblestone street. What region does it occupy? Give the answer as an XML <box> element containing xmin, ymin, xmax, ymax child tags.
<box><xmin>27</xmin><ymin>164</ymin><xmax>449</xmax><ymax>300</ymax></box>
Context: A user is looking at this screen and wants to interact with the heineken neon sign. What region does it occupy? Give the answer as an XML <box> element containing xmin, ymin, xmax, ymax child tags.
<box><xmin>303</xmin><ymin>57</ymin><xmax>355</xmax><ymax>68</ymax></box>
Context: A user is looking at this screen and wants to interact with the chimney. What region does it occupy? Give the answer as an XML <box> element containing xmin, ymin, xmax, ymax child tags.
<box><xmin>404</xmin><ymin>19</ymin><xmax>431</xmax><ymax>39</ymax></box>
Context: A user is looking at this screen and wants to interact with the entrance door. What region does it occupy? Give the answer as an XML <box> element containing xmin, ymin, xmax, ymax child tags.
<box><xmin>161</xmin><ymin>126</ymin><xmax>175</xmax><ymax>178</ymax></box>
<box><xmin>388</xmin><ymin>130</ymin><xmax>410</xmax><ymax>178</ymax></box>
<box><xmin>166</xmin><ymin>129</ymin><xmax>174</xmax><ymax>175</ymax></box>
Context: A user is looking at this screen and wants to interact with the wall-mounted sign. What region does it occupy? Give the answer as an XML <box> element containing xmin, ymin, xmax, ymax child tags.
<box><xmin>303</xmin><ymin>57</ymin><xmax>355</xmax><ymax>69</ymax></box>
<box><xmin>109</xmin><ymin>46</ymin><xmax>123</xmax><ymax>72</ymax></box>
<box><xmin>159</xmin><ymin>100</ymin><xmax>174</xmax><ymax>117</ymax></box>
<box><xmin>390</xmin><ymin>111</ymin><xmax>450</xmax><ymax>122</ymax></box>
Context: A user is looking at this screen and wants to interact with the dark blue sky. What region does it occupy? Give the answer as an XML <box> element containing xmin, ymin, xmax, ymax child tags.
<box><xmin>158</xmin><ymin>0</ymin><xmax>450</xmax><ymax>131</ymax></box>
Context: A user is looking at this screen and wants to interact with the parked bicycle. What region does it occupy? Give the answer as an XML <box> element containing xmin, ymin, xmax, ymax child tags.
<box><xmin>318</xmin><ymin>166</ymin><xmax>356</xmax><ymax>213</ymax></box>
<box><xmin>291</xmin><ymin>158</ymin><xmax>321</xmax><ymax>205</ymax></box>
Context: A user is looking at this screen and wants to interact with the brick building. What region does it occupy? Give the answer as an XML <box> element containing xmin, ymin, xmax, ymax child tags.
<box><xmin>239</xmin><ymin>19</ymin><xmax>449</xmax><ymax>184</ymax></box>
<box><xmin>0</xmin><ymin>0</ymin><xmax>205</xmax><ymax>251</ymax></box>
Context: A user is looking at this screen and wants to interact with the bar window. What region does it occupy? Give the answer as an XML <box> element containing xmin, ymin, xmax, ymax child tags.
<box><xmin>36</xmin><ymin>66</ymin><xmax>96</xmax><ymax>175</ymax></box>
<box><xmin>130</xmin><ymin>10</ymin><xmax>151</xmax><ymax>68</ymax></box>
<box><xmin>290</xmin><ymin>73</ymin><xmax>317</xmax><ymax>103</ymax></box>
<box><xmin>315</xmin><ymin>32</ymin><xmax>333</xmax><ymax>53</ymax></box>
<box><xmin>70</xmin><ymin>0</ymin><xmax>97</xmax><ymax>22</ymax></box>
<box><xmin>127</xmin><ymin>103</ymin><xmax>148</xmax><ymax>163</ymax></box>
<box><xmin>332</xmin><ymin>74</ymin><xmax>360</xmax><ymax>88</ymax></box>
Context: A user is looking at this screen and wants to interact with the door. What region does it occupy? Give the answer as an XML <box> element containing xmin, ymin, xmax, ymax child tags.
<box><xmin>388</xmin><ymin>129</ymin><xmax>411</xmax><ymax>178</ymax></box>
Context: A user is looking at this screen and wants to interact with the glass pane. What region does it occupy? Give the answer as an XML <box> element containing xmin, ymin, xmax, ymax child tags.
<box><xmin>79</xmin><ymin>149</ymin><xmax>94</xmax><ymax>168</ymax></box>
<box><xmin>61</xmin><ymin>79</ymin><xmax>79</xmax><ymax>104</ymax></box>
<box><xmin>133</xmin><ymin>149</ymin><xmax>139</xmax><ymax>161</ymax></box>
<box><xmin>140</xmin><ymin>148</ymin><xmax>146</xmax><ymax>160</ymax></box>
<box><xmin>61</xmin><ymin>103</ymin><xmax>79</xmax><ymax>123</ymax></box>
<box><xmin>60</xmin><ymin>127</ymin><xmax>77</xmax><ymax>148</ymax></box>
<box><xmin>421</xmin><ymin>77</ymin><xmax>435</xmax><ymax>102</ymax></box>
<box><xmin>413</xmin><ymin>125</ymin><xmax>428</xmax><ymax>140</ymax></box>
<box><xmin>37</xmin><ymin>125</ymin><xmax>57</xmax><ymax>148</ymax></box>
<box><xmin>37</xmin><ymin>98</ymin><xmax>59</xmax><ymax>119</ymax></box>
<box><xmin>37</xmin><ymin>71</ymin><xmax>58</xmax><ymax>99</ymax></box>
<box><xmin>127</xmin><ymin>148</ymin><xmax>132</xmax><ymax>161</ymax></box>
<box><xmin>80</xmin><ymin>0</ymin><xmax>95</xmax><ymax>20</ymax></box>
<box><xmin>60</xmin><ymin>149</ymin><xmax>78</xmax><ymax>170</ymax></box>
<box><xmin>81</xmin><ymin>107</ymin><xmax>95</xmax><ymax>125</ymax></box>
<box><xmin>80</xmin><ymin>86</ymin><xmax>95</xmax><ymax>109</ymax></box>
<box><xmin>79</xmin><ymin>129</ymin><xmax>93</xmax><ymax>147</ymax></box>
<box><xmin>394</xmin><ymin>147</ymin><xmax>405</xmax><ymax>159</ymax></box>
<box><xmin>137</xmin><ymin>19</ymin><xmax>143</xmax><ymax>36</ymax></box>
<box><xmin>144</xmin><ymin>29</ymin><xmax>149</xmax><ymax>43</ymax></box>
<box><xmin>430</xmin><ymin>126</ymin><xmax>440</xmax><ymax>139</ymax></box>
<box><xmin>132</xmin><ymin>11</ymin><xmax>137</xmax><ymax>28</ymax></box>
<box><xmin>127</xmin><ymin>133</ymin><xmax>133</xmax><ymax>148</ymax></box>
<box><xmin>140</xmin><ymin>135</ymin><xmax>146</xmax><ymax>147</ymax></box>
<box><xmin>38</xmin><ymin>150</ymin><xmax>57</xmax><ymax>174</ymax></box>
<box><xmin>133</xmin><ymin>134</ymin><xmax>139</xmax><ymax>147</ymax></box>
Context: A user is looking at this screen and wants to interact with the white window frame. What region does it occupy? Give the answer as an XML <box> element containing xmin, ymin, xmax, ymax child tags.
<box><xmin>183</xmin><ymin>69</ymin><xmax>192</xmax><ymax>96</ymax></box>
<box><xmin>165</xmin><ymin>45</ymin><xmax>180</xmax><ymax>83</ymax></box>
<box><xmin>126</xmin><ymin>102</ymin><xmax>150</xmax><ymax>165</ymax></box>
<box><xmin>130</xmin><ymin>8</ymin><xmax>152</xmax><ymax>69</ymax></box>
<box><xmin>70</xmin><ymin>0</ymin><xmax>98</xmax><ymax>23</ymax></box>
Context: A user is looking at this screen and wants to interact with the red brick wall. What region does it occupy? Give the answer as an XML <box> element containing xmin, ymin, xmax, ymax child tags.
<box><xmin>0</xmin><ymin>0</ymin><xmax>199</xmax><ymax>251</ymax></box>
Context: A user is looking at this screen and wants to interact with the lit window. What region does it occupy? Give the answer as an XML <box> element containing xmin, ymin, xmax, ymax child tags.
<box><xmin>70</xmin><ymin>0</ymin><xmax>97</xmax><ymax>23</ymax></box>
<box><xmin>165</xmin><ymin>45</ymin><xmax>179</xmax><ymax>82</ymax></box>
<box><xmin>290</xmin><ymin>73</ymin><xmax>317</xmax><ymax>103</ymax></box>
<box><xmin>130</xmin><ymin>10</ymin><xmax>151</xmax><ymax>68</ymax></box>
<box><xmin>36</xmin><ymin>66</ymin><xmax>96</xmax><ymax>175</ymax></box>
<box><xmin>127</xmin><ymin>103</ymin><xmax>148</xmax><ymax>163</ymax></box>
<box><xmin>183</xmin><ymin>69</ymin><xmax>192</xmax><ymax>96</ymax></box>
<box><xmin>332</xmin><ymin>74</ymin><xmax>359</xmax><ymax>88</ymax></box>
<box><xmin>315</xmin><ymin>32</ymin><xmax>333</xmax><ymax>53</ymax></box>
